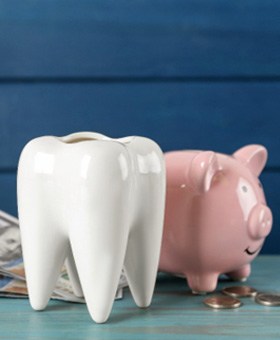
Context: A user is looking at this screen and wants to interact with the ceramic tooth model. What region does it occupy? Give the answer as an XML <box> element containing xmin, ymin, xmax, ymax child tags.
<box><xmin>17</xmin><ymin>132</ymin><xmax>166</xmax><ymax>323</ymax></box>
<box><xmin>159</xmin><ymin>145</ymin><xmax>272</xmax><ymax>293</ymax></box>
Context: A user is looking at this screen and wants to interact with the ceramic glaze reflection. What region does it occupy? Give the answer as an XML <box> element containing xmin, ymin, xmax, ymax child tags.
<box><xmin>118</xmin><ymin>153</ymin><xmax>129</xmax><ymax>180</ymax></box>
<box><xmin>34</xmin><ymin>152</ymin><xmax>55</xmax><ymax>175</ymax></box>
<box><xmin>80</xmin><ymin>154</ymin><xmax>91</xmax><ymax>179</ymax></box>
<box><xmin>137</xmin><ymin>151</ymin><xmax>162</xmax><ymax>174</ymax></box>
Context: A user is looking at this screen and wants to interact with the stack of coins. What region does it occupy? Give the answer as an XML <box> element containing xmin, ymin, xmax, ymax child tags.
<box><xmin>203</xmin><ymin>285</ymin><xmax>280</xmax><ymax>309</ymax></box>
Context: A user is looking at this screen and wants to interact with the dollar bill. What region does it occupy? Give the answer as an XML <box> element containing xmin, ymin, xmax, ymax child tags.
<box><xmin>0</xmin><ymin>211</ymin><xmax>127</xmax><ymax>301</ymax></box>
<box><xmin>0</xmin><ymin>210</ymin><xmax>22</xmax><ymax>266</ymax></box>
<box><xmin>0</xmin><ymin>257</ymin><xmax>25</xmax><ymax>281</ymax></box>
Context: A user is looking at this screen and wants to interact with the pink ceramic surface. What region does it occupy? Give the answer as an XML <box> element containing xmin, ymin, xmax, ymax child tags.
<box><xmin>159</xmin><ymin>145</ymin><xmax>273</xmax><ymax>293</ymax></box>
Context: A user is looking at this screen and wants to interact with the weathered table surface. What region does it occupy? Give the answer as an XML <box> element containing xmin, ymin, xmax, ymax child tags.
<box><xmin>0</xmin><ymin>256</ymin><xmax>279</xmax><ymax>340</ymax></box>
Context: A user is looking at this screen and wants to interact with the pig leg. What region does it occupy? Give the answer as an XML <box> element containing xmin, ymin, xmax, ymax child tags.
<box><xmin>186</xmin><ymin>273</ymin><xmax>219</xmax><ymax>294</ymax></box>
<box><xmin>226</xmin><ymin>264</ymin><xmax>251</xmax><ymax>282</ymax></box>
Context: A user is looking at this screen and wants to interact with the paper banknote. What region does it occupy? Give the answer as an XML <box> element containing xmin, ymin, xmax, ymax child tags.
<box><xmin>0</xmin><ymin>210</ymin><xmax>126</xmax><ymax>302</ymax></box>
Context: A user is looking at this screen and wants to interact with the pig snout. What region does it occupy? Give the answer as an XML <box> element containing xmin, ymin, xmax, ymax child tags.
<box><xmin>248</xmin><ymin>204</ymin><xmax>273</xmax><ymax>240</ymax></box>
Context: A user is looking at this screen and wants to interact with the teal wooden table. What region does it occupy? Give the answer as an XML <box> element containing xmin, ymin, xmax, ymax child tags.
<box><xmin>0</xmin><ymin>256</ymin><xmax>279</xmax><ymax>340</ymax></box>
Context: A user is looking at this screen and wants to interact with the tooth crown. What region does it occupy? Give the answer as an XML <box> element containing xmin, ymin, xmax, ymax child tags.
<box><xmin>17</xmin><ymin>132</ymin><xmax>166</xmax><ymax>323</ymax></box>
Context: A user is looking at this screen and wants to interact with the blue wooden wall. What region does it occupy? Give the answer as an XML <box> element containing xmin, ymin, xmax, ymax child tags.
<box><xmin>0</xmin><ymin>0</ymin><xmax>279</xmax><ymax>253</ymax></box>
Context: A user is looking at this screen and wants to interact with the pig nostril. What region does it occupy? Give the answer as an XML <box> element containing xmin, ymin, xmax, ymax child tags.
<box><xmin>266</xmin><ymin>218</ymin><xmax>272</xmax><ymax>227</ymax></box>
<box><xmin>261</xmin><ymin>222</ymin><xmax>267</xmax><ymax>229</ymax></box>
<box><xmin>260</xmin><ymin>215</ymin><xmax>271</xmax><ymax>229</ymax></box>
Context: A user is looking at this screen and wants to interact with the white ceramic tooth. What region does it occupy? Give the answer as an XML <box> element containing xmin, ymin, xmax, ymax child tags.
<box><xmin>17</xmin><ymin>132</ymin><xmax>165</xmax><ymax>323</ymax></box>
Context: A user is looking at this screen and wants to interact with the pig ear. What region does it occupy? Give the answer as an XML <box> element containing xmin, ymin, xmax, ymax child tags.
<box><xmin>233</xmin><ymin>145</ymin><xmax>267</xmax><ymax>177</ymax></box>
<box><xmin>188</xmin><ymin>151</ymin><xmax>220</xmax><ymax>194</ymax></box>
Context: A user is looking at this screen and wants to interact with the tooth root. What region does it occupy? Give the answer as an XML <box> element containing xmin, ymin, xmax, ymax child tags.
<box><xmin>65</xmin><ymin>249</ymin><xmax>83</xmax><ymax>298</ymax></box>
<box><xmin>19</xmin><ymin>217</ymin><xmax>68</xmax><ymax>310</ymax></box>
<box><xmin>69</xmin><ymin>212</ymin><xmax>129</xmax><ymax>323</ymax></box>
<box><xmin>123</xmin><ymin>139</ymin><xmax>165</xmax><ymax>308</ymax></box>
<box><xmin>124</xmin><ymin>200</ymin><xmax>164</xmax><ymax>308</ymax></box>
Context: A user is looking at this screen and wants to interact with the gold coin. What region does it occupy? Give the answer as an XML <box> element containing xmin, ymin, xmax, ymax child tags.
<box><xmin>203</xmin><ymin>295</ymin><xmax>242</xmax><ymax>309</ymax></box>
<box><xmin>255</xmin><ymin>293</ymin><xmax>280</xmax><ymax>306</ymax></box>
<box><xmin>222</xmin><ymin>286</ymin><xmax>258</xmax><ymax>298</ymax></box>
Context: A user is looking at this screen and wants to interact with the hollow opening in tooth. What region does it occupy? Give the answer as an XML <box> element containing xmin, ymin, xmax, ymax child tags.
<box><xmin>59</xmin><ymin>133</ymin><xmax>135</xmax><ymax>145</ymax></box>
<box><xmin>59</xmin><ymin>132</ymin><xmax>108</xmax><ymax>144</ymax></box>
<box><xmin>64</xmin><ymin>137</ymin><xmax>98</xmax><ymax>143</ymax></box>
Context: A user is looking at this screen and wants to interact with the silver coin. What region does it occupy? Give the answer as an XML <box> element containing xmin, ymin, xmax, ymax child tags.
<box><xmin>222</xmin><ymin>286</ymin><xmax>258</xmax><ymax>298</ymax></box>
<box><xmin>255</xmin><ymin>293</ymin><xmax>280</xmax><ymax>306</ymax></box>
<box><xmin>204</xmin><ymin>295</ymin><xmax>242</xmax><ymax>309</ymax></box>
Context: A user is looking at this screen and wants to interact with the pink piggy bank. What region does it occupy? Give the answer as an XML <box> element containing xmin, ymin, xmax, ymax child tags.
<box><xmin>159</xmin><ymin>145</ymin><xmax>273</xmax><ymax>293</ymax></box>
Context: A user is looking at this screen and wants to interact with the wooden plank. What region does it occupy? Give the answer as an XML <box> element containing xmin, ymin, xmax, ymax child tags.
<box><xmin>0</xmin><ymin>256</ymin><xmax>279</xmax><ymax>338</ymax></box>
<box><xmin>0</xmin><ymin>81</ymin><xmax>279</xmax><ymax>168</ymax></box>
<box><xmin>0</xmin><ymin>171</ymin><xmax>278</xmax><ymax>254</ymax></box>
<box><xmin>0</xmin><ymin>0</ymin><xmax>280</xmax><ymax>77</ymax></box>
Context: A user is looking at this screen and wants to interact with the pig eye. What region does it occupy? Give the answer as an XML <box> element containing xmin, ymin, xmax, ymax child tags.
<box><xmin>258</xmin><ymin>181</ymin><xmax>263</xmax><ymax>189</ymax></box>
<box><xmin>242</xmin><ymin>185</ymin><xmax>248</xmax><ymax>193</ymax></box>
